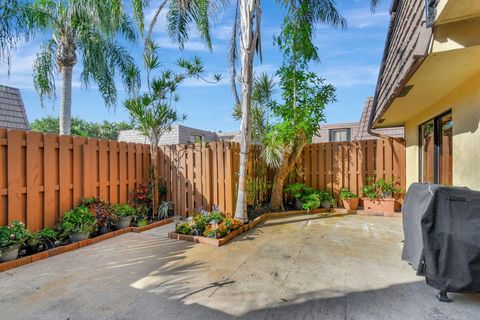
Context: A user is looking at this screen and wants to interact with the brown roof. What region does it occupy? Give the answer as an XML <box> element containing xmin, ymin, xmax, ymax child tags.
<box><xmin>370</xmin><ymin>0</ymin><xmax>433</xmax><ymax>127</ymax></box>
<box><xmin>0</xmin><ymin>85</ymin><xmax>29</xmax><ymax>130</ymax></box>
<box><xmin>355</xmin><ymin>97</ymin><xmax>404</xmax><ymax>140</ymax></box>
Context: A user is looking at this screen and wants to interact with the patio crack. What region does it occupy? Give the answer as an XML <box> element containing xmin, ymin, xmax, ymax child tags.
<box><xmin>207</xmin><ymin>257</ymin><xmax>249</xmax><ymax>298</ymax></box>
<box><xmin>266</xmin><ymin>243</ymin><xmax>305</xmax><ymax>315</ymax></box>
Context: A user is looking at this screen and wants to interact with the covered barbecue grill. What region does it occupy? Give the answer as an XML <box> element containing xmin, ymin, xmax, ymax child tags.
<box><xmin>402</xmin><ymin>183</ymin><xmax>480</xmax><ymax>302</ymax></box>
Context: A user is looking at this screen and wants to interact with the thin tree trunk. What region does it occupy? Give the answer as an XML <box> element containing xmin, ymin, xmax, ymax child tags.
<box><xmin>59</xmin><ymin>66</ymin><xmax>73</xmax><ymax>135</ymax></box>
<box><xmin>150</xmin><ymin>134</ymin><xmax>159</xmax><ymax>217</ymax></box>
<box><xmin>234</xmin><ymin>0</ymin><xmax>256</xmax><ymax>222</ymax></box>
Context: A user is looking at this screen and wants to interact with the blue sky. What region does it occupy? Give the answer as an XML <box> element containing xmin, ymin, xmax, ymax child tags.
<box><xmin>0</xmin><ymin>1</ymin><xmax>391</xmax><ymax>132</ymax></box>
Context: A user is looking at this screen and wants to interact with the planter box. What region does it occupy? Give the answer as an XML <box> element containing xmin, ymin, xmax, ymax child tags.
<box><xmin>169</xmin><ymin>208</ymin><xmax>335</xmax><ymax>247</ymax></box>
<box><xmin>363</xmin><ymin>198</ymin><xmax>398</xmax><ymax>215</ymax></box>
<box><xmin>342</xmin><ymin>198</ymin><xmax>359</xmax><ymax>210</ymax></box>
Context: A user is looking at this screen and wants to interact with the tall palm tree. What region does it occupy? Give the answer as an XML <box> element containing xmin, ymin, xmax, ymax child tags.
<box><xmin>1</xmin><ymin>0</ymin><xmax>139</xmax><ymax>135</ymax></box>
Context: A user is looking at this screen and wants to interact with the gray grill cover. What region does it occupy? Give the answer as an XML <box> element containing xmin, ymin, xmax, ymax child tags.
<box><xmin>402</xmin><ymin>183</ymin><xmax>480</xmax><ymax>293</ymax></box>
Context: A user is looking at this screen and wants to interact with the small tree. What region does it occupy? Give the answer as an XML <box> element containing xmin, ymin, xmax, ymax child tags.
<box><xmin>264</xmin><ymin>1</ymin><xmax>338</xmax><ymax>211</ymax></box>
<box><xmin>124</xmin><ymin>41</ymin><xmax>220</xmax><ymax>215</ymax></box>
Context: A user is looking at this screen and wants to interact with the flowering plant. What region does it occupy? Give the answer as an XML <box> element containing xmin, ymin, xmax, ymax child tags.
<box><xmin>131</xmin><ymin>183</ymin><xmax>153</xmax><ymax>209</ymax></box>
<box><xmin>0</xmin><ymin>221</ymin><xmax>30</xmax><ymax>251</ymax></box>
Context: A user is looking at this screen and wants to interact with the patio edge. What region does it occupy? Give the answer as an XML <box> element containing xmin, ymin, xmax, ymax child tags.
<box><xmin>0</xmin><ymin>218</ymin><xmax>174</xmax><ymax>273</ymax></box>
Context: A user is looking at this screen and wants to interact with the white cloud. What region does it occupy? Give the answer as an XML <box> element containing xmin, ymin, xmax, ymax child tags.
<box><xmin>343</xmin><ymin>9</ymin><xmax>389</xmax><ymax>29</ymax></box>
<box><xmin>321</xmin><ymin>65</ymin><xmax>379</xmax><ymax>88</ymax></box>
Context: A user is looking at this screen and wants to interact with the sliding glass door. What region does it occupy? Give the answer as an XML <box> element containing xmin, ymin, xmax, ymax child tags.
<box><xmin>419</xmin><ymin>111</ymin><xmax>453</xmax><ymax>185</ymax></box>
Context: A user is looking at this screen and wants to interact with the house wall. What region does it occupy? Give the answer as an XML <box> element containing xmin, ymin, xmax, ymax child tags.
<box><xmin>404</xmin><ymin>72</ymin><xmax>480</xmax><ymax>190</ymax></box>
<box><xmin>118</xmin><ymin>125</ymin><xmax>218</xmax><ymax>145</ymax></box>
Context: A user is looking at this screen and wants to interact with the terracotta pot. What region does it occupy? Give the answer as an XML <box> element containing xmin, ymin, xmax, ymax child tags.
<box><xmin>363</xmin><ymin>198</ymin><xmax>397</xmax><ymax>215</ymax></box>
<box><xmin>342</xmin><ymin>198</ymin><xmax>359</xmax><ymax>210</ymax></box>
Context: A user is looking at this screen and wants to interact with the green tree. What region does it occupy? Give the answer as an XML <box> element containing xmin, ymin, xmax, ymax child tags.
<box><xmin>30</xmin><ymin>116</ymin><xmax>134</xmax><ymax>140</ymax></box>
<box><xmin>0</xmin><ymin>0</ymin><xmax>139</xmax><ymax>135</ymax></box>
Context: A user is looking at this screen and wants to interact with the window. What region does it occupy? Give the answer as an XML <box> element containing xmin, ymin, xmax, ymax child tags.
<box><xmin>329</xmin><ymin>128</ymin><xmax>351</xmax><ymax>142</ymax></box>
<box><xmin>419</xmin><ymin>111</ymin><xmax>452</xmax><ymax>185</ymax></box>
<box><xmin>189</xmin><ymin>134</ymin><xmax>203</xmax><ymax>144</ymax></box>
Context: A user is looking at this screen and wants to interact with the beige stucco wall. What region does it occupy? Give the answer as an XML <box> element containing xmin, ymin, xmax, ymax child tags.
<box><xmin>404</xmin><ymin>72</ymin><xmax>480</xmax><ymax>190</ymax></box>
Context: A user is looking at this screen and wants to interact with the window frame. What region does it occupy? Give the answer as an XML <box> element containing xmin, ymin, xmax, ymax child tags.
<box><xmin>418</xmin><ymin>110</ymin><xmax>452</xmax><ymax>184</ymax></box>
<box><xmin>328</xmin><ymin>128</ymin><xmax>352</xmax><ymax>142</ymax></box>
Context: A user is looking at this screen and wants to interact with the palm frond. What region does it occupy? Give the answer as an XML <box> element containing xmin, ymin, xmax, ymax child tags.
<box><xmin>261</xmin><ymin>134</ymin><xmax>284</xmax><ymax>169</ymax></box>
<box><xmin>33</xmin><ymin>39</ymin><xmax>57</xmax><ymax>107</ymax></box>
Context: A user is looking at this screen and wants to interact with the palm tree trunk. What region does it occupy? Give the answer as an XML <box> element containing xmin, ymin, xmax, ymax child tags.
<box><xmin>234</xmin><ymin>0</ymin><xmax>256</xmax><ymax>222</ymax></box>
<box><xmin>59</xmin><ymin>66</ymin><xmax>73</xmax><ymax>135</ymax></box>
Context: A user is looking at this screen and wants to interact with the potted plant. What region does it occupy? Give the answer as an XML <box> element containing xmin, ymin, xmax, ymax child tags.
<box><xmin>301</xmin><ymin>192</ymin><xmax>321</xmax><ymax>212</ymax></box>
<box><xmin>25</xmin><ymin>227</ymin><xmax>58</xmax><ymax>254</ymax></box>
<box><xmin>95</xmin><ymin>201</ymin><xmax>117</xmax><ymax>234</ymax></box>
<box><xmin>362</xmin><ymin>177</ymin><xmax>403</xmax><ymax>215</ymax></box>
<box><xmin>113</xmin><ymin>204</ymin><xmax>137</xmax><ymax>229</ymax></box>
<box><xmin>192</xmin><ymin>213</ymin><xmax>208</xmax><ymax>236</ymax></box>
<box><xmin>319</xmin><ymin>191</ymin><xmax>335</xmax><ymax>209</ymax></box>
<box><xmin>59</xmin><ymin>206</ymin><xmax>97</xmax><ymax>242</ymax></box>
<box><xmin>339</xmin><ymin>188</ymin><xmax>360</xmax><ymax>210</ymax></box>
<box><xmin>0</xmin><ymin>221</ymin><xmax>29</xmax><ymax>262</ymax></box>
<box><xmin>285</xmin><ymin>183</ymin><xmax>312</xmax><ymax>209</ymax></box>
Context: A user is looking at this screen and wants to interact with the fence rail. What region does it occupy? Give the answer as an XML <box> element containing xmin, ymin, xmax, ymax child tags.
<box><xmin>0</xmin><ymin>128</ymin><xmax>405</xmax><ymax>230</ymax></box>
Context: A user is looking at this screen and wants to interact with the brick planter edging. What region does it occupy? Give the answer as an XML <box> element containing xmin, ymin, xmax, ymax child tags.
<box><xmin>0</xmin><ymin>218</ymin><xmax>174</xmax><ymax>273</ymax></box>
<box><xmin>168</xmin><ymin>208</ymin><xmax>340</xmax><ymax>247</ymax></box>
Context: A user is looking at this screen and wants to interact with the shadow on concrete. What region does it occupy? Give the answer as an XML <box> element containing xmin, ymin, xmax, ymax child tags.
<box><xmin>123</xmin><ymin>280</ymin><xmax>480</xmax><ymax>320</ymax></box>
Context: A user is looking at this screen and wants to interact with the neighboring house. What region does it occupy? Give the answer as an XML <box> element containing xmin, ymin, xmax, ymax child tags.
<box><xmin>313</xmin><ymin>122</ymin><xmax>359</xmax><ymax>143</ymax></box>
<box><xmin>118</xmin><ymin>124</ymin><xmax>218</xmax><ymax>145</ymax></box>
<box><xmin>313</xmin><ymin>97</ymin><xmax>404</xmax><ymax>143</ymax></box>
<box><xmin>369</xmin><ymin>0</ymin><xmax>480</xmax><ymax>189</ymax></box>
<box><xmin>0</xmin><ymin>85</ymin><xmax>29</xmax><ymax>130</ymax></box>
<box><xmin>216</xmin><ymin>130</ymin><xmax>241</xmax><ymax>143</ymax></box>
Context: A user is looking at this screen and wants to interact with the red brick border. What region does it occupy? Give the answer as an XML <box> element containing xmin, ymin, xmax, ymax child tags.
<box><xmin>0</xmin><ymin>218</ymin><xmax>174</xmax><ymax>273</ymax></box>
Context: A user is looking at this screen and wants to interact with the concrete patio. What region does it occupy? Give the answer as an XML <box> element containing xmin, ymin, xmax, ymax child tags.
<box><xmin>1</xmin><ymin>214</ymin><xmax>479</xmax><ymax>320</ymax></box>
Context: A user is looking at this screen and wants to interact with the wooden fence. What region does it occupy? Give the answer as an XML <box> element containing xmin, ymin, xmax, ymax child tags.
<box><xmin>295</xmin><ymin>138</ymin><xmax>406</xmax><ymax>196</ymax></box>
<box><xmin>0</xmin><ymin>128</ymin><xmax>405</xmax><ymax>230</ymax></box>
<box><xmin>0</xmin><ymin>129</ymin><xmax>151</xmax><ymax>231</ymax></box>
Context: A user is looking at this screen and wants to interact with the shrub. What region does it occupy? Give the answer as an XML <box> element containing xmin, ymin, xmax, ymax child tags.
<box><xmin>96</xmin><ymin>201</ymin><xmax>117</xmax><ymax>228</ymax></box>
<box><xmin>362</xmin><ymin>177</ymin><xmax>404</xmax><ymax>199</ymax></box>
<box><xmin>301</xmin><ymin>192</ymin><xmax>321</xmax><ymax>211</ymax></box>
<box><xmin>0</xmin><ymin>221</ymin><xmax>29</xmax><ymax>251</ymax></box>
<box><xmin>339</xmin><ymin>188</ymin><xmax>359</xmax><ymax>200</ymax></box>
<box><xmin>285</xmin><ymin>183</ymin><xmax>313</xmax><ymax>200</ymax></box>
<box><xmin>131</xmin><ymin>183</ymin><xmax>152</xmax><ymax>210</ymax></box>
<box><xmin>27</xmin><ymin>228</ymin><xmax>58</xmax><ymax>249</ymax></box>
<box><xmin>176</xmin><ymin>223</ymin><xmax>193</xmax><ymax>235</ymax></box>
<box><xmin>59</xmin><ymin>206</ymin><xmax>96</xmax><ymax>237</ymax></box>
